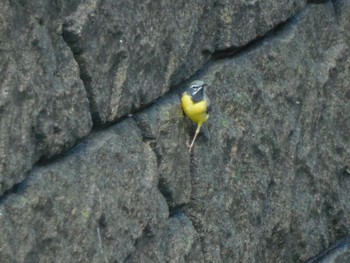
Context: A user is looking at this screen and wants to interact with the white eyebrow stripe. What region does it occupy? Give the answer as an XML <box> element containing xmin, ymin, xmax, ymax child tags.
<box><xmin>192</xmin><ymin>86</ymin><xmax>203</xmax><ymax>95</ymax></box>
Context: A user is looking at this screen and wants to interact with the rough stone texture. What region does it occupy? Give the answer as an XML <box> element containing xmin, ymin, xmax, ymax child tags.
<box><xmin>134</xmin><ymin>95</ymin><xmax>192</xmax><ymax>209</ymax></box>
<box><xmin>182</xmin><ymin>3</ymin><xmax>350</xmax><ymax>262</ymax></box>
<box><xmin>1</xmin><ymin>1</ymin><xmax>350</xmax><ymax>263</ymax></box>
<box><xmin>0</xmin><ymin>1</ymin><xmax>92</xmax><ymax>195</ymax></box>
<box><xmin>0</xmin><ymin>0</ymin><xmax>307</xmax><ymax>196</ymax></box>
<box><xmin>0</xmin><ymin>120</ymin><xmax>178</xmax><ymax>262</ymax></box>
<box><xmin>306</xmin><ymin>237</ymin><xmax>350</xmax><ymax>263</ymax></box>
<box><xmin>214</xmin><ymin>0</ymin><xmax>307</xmax><ymax>49</ymax></box>
<box><xmin>335</xmin><ymin>0</ymin><xmax>350</xmax><ymax>47</ymax></box>
<box><xmin>62</xmin><ymin>0</ymin><xmax>306</xmax><ymax>124</ymax></box>
<box><xmin>126</xmin><ymin>214</ymin><xmax>200</xmax><ymax>263</ymax></box>
<box><xmin>134</xmin><ymin>3</ymin><xmax>350</xmax><ymax>262</ymax></box>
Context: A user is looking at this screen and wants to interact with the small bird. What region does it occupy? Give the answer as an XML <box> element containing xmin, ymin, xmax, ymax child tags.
<box><xmin>181</xmin><ymin>80</ymin><xmax>210</xmax><ymax>152</ymax></box>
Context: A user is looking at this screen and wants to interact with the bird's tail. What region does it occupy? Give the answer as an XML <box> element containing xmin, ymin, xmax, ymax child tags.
<box><xmin>202</xmin><ymin>123</ymin><xmax>210</xmax><ymax>140</ymax></box>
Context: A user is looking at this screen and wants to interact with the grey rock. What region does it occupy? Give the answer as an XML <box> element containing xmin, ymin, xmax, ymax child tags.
<box><xmin>306</xmin><ymin>237</ymin><xmax>350</xmax><ymax>263</ymax></box>
<box><xmin>62</xmin><ymin>0</ymin><xmax>307</xmax><ymax>124</ymax></box>
<box><xmin>335</xmin><ymin>0</ymin><xmax>350</xmax><ymax>47</ymax></box>
<box><xmin>126</xmin><ymin>214</ymin><xmax>199</xmax><ymax>263</ymax></box>
<box><xmin>214</xmin><ymin>0</ymin><xmax>307</xmax><ymax>49</ymax></box>
<box><xmin>134</xmin><ymin>94</ymin><xmax>192</xmax><ymax>209</ymax></box>
<box><xmin>0</xmin><ymin>120</ymin><xmax>170</xmax><ymax>262</ymax></box>
<box><xmin>131</xmin><ymin>3</ymin><xmax>349</xmax><ymax>262</ymax></box>
<box><xmin>1</xmin><ymin>1</ymin><xmax>350</xmax><ymax>263</ymax></box>
<box><xmin>0</xmin><ymin>1</ymin><xmax>92</xmax><ymax>195</ymax></box>
<box><xmin>62</xmin><ymin>0</ymin><xmax>214</xmax><ymax>124</ymax></box>
<box><xmin>182</xmin><ymin>3</ymin><xmax>350</xmax><ymax>262</ymax></box>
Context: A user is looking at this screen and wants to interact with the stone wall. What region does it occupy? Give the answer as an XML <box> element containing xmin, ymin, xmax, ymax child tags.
<box><xmin>0</xmin><ymin>0</ymin><xmax>349</xmax><ymax>262</ymax></box>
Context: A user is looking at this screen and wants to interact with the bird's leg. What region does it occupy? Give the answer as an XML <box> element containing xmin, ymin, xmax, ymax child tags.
<box><xmin>189</xmin><ymin>124</ymin><xmax>201</xmax><ymax>152</ymax></box>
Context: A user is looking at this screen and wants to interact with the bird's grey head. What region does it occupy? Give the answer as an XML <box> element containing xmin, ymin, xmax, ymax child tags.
<box><xmin>188</xmin><ymin>80</ymin><xmax>207</xmax><ymax>102</ymax></box>
<box><xmin>189</xmin><ymin>80</ymin><xmax>207</xmax><ymax>97</ymax></box>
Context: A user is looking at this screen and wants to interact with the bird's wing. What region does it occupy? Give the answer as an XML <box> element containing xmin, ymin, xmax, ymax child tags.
<box><xmin>204</xmin><ymin>90</ymin><xmax>211</xmax><ymax>112</ymax></box>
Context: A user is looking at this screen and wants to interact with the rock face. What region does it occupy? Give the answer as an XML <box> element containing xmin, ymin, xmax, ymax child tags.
<box><xmin>0</xmin><ymin>1</ymin><xmax>92</xmax><ymax>196</ymax></box>
<box><xmin>62</xmin><ymin>0</ymin><xmax>307</xmax><ymax>124</ymax></box>
<box><xmin>0</xmin><ymin>120</ymin><xmax>170</xmax><ymax>262</ymax></box>
<box><xmin>182</xmin><ymin>4</ymin><xmax>350</xmax><ymax>262</ymax></box>
<box><xmin>1</xmin><ymin>0</ymin><xmax>350</xmax><ymax>263</ymax></box>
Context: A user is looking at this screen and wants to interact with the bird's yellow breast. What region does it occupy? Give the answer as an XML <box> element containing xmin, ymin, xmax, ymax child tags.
<box><xmin>181</xmin><ymin>93</ymin><xmax>209</xmax><ymax>125</ymax></box>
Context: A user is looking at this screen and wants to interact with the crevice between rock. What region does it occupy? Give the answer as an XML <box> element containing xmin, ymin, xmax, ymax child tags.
<box><xmin>305</xmin><ymin>237</ymin><xmax>350</xmax><ymax>262</ymax></box>
<box><xmin>212</xmin><ymin>11</ymin><xmax>297</xmax><ymax>59</ymax></box>
<box><xmin>308</xmin><ymin>0</ymin><xmax>330</xmax><ymax>4</ymax></box>
<box><xmin>133</xmin><ymin>115</ymin><xmax>191</xmax><ymax>220</ymax></box>
<box><xmin>0</xmin><ymin>171</ymin><xmax>31</xmax><ymax>206</ymax></box>
<box><xmin>61</xmin><ymin>28</ymin><xmax>98</xmax><ymax>126</ymax></box>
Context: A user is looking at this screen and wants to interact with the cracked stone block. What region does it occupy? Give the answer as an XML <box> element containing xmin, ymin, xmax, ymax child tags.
<box><xmin>0</xmin><ymin>119</ymin><xmax>169</xmax><ymax>262</ymax></box>
<box><xmin>62</xmin><ymin>0</ymin><xmax>307</xmax><ymax>124</ymax></box>
<box><xmin>0</xmin><ymin>1</ymin><xmax>92</xmax><ymax>195</ymax></box>
<box><xmin>134</xmin><ymin>94</ymin><xmax>192</xmax><ymax>209</ymax></box>
<box><xmin>1</xmin><ymin>1</ymin><xmax>349</xmax><ymax>263</ymax></box>
<box><xmin>126</xmin><ymin>214</ymin><xmax>199</xmax><ymax>263</ymax></box>
<box><xmin>214</xmin><ymin>0</ymin><xmax>307</xmax><ymax>49</ymax></box>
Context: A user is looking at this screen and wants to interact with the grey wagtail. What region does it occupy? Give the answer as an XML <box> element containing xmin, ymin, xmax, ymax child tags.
<box><xmin>181</xmin><ymin>80</ymin><xmax>210</xmax><ymax>152</ymax></box>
